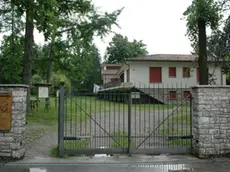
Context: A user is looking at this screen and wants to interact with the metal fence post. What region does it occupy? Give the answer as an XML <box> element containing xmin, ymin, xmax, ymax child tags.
<box><xmin>58</xmin><ymin>81</ymin><xmax>65</xmax><ymax>157</ymax></box>
<box><xmin>190</xmin><ymin>92</ymin><xmax>193</xmax><ymax>149</ymax></box>
<box><xmin>128</xmin><ymin>92</ymin><xmax>132</xmax><ymax>154</ymax></box>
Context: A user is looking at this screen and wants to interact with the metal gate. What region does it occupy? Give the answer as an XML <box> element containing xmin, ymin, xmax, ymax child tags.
<box><xmin>58</xmin><ymin>83</ymin><xmax>192</xmax><ymax>157</ymax></box>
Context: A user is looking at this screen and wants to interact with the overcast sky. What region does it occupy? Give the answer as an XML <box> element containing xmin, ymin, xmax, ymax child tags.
<box><xmin>34</xmin><ymin>0</ymin><xmax>193</xmax><ymax>56</ymax></box>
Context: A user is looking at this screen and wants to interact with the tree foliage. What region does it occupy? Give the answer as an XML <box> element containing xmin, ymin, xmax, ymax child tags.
<box><xmin>0</xmin><ymin>35</ymin><xmax>24</xmax><ymax>83</ymax></box>
<box><xmin>206</xmin><ymin>15</ymin><xmax>230</xmax><ymax>85</ymax></box>
<box><xmin>183</xmin><ymin>0</ymin><xmax>222</xmax><ymax>85</ymax></box>
<box><xmin>104</xmin><ymin>34</ymin><xmax>148</xmax><ymax>64</ymax></box>
<box><xmin>184</xmin><ymin>0</ymin><xmax>221</xmax><ymax>43</ymax></box>
<box><xmin>0</xmin><ymin>0</ymin><xmax>123</xmax><ymax>112</ymax></box>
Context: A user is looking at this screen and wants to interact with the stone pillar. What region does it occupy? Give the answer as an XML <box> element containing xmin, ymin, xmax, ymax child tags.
<box><xmin>192</xmin><ymin>85</ymin><xmax>230</xmax><ymax>158</ymax></box>
<box><xmin>0</xmin><ymin>84</ymin><xmax>28</xmax><ymax>159</ymax></box>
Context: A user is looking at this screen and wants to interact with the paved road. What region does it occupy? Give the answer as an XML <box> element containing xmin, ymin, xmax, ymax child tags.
<box><xmin>2</xmin><ymin>155</ymin><xmax>230</xmax><ymax>172</ymax></box>
<box><xmin>1</xmin><ymin>165</ymin><xmax>229</xmax><ymax>172</ymax></box>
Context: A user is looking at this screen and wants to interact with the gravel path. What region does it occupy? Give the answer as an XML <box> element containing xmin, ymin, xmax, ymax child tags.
<box><xmin>22</xmin><ymin>123</ymin><xmax>58</xmax><ymax>161</ymax></box>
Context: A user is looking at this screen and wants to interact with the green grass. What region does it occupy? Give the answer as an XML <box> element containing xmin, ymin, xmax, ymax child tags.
<box><xmin>49</xmin><ymin>140</ymin><xmax>90</xmax><ymax>158</ymax></box>
<box><xmin>27</xmin><ymin>96</ymin><xmax>176</xmax><ymax>125</ymax></box>
<box><xmin>64</xmin><ymin>140</ymin><xmax>89</xmax><ymax>149</ymax></box>
<box><xmin>111</xmin><ymin>130</ymin><xmax>135</xmax><ymax>148</ymax></box>
<box><xmin>159</xmin><ymin>109</ymin><xmax>192</xmax><ymax>146</ymax></box>
<box><xmin>27</xmin><ymin>97</ymin><xmax>59</xmax><ymax>125</ymax></box>
<box><xmin>70</xmin><ymin>96</ymin><xmax>175</xmax><ymax>112</ymax></box>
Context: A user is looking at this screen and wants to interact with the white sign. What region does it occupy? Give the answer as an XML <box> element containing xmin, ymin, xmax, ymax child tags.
<box><xmin>93</xmin><ymin>84</ymin><xmax>100</xmax><ymax>93</ymax></box>
<box><xmin>38</xmin><ymin>87</ymin><xmax>49</xmax><ymax>98</ymax></box>
<box><xmin>56</xmin><ymin>90</ymin><xmax>60</xmax><ymax>97</ymax></box>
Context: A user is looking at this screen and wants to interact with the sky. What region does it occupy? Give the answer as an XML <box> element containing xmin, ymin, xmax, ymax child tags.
<box><xmin>34</xmin><ymin>0</ymin><xmax>193</xmax><ymax>57</ymax></box>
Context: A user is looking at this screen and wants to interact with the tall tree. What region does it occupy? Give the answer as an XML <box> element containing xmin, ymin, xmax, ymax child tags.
<box><xmin>0</xmin><ymin>1</ymin><xmax>24</xmax><ymax>84</ymax></box>
<box><xmin>104</xmin><ymin>34</ymin><xmax>148</xmax><ymax>64</ymax></box>
<box><xmin>206</xmin><ymin>15</ymin><xmax>230</xmax><ymax>84</ymax></box>
<box><xmin>0</xmin><ymin>0</ymin><xmax>122</xmax><ymax>111</ymax></box>
<box><xmin>183</xmin><ymin>0</ymin><xmax>221</xmax><ymax>85</ymax></box>
<box><xmin>0</xmin><ymin>35</ymin><xmax>24</xmax><ymax>83</ymax></box>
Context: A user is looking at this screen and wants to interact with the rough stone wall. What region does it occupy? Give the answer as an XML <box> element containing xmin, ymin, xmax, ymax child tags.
<box><xmin>192</xmin><ymin>86</ymin><xmax>230</xmax><ymax>157</ymax></box>
<box><xmin>0</xmin><ymin>85</ymin><xmax>28</xmax><ymax>159</ymax></box>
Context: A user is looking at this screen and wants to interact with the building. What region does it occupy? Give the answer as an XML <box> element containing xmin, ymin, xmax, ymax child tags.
<box><xmin>99</xmin><ymin>54</ymin><xmax>225</xmax><ymax>104</ymax></box>
<box><xmin>101</xmin><ymin>64</ymin><xmax>122</xmax><ymax>84</ymax></box>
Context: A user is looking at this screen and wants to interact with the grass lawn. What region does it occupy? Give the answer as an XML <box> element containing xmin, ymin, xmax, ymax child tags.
<box><xmin>159</xmin><ymin>109</ymin><xmax>192</xmax><ymax>146</ymax></box>
<box><xmin>27</xmin><ymin>97</ymin><xmax>59</xmax><ymax>125</ymax></box>
<box><xmin>111</xmin><ymin>130</ymin><xmax>135</xmax><ymax>148</ymax></box>
<box><xmin>27</xmin><ymin>96</ymin><xmax>177</xmax><ymax>125</ymax></box>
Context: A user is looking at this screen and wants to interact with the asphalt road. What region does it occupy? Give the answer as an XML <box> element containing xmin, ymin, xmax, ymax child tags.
<box><xmin>1</xmin><ymin>162</ymin><xmax>230</xmax><ymax>172</ymax></box>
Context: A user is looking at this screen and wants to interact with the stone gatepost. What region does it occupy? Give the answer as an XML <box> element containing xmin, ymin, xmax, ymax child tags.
<box><xmin>0</xmin><ymin>84</ymin><xmax>28</xmax><ymax>159</ymax></box>
<box><xmin>192</xmin><ymin>85</ymin><xmax>230</xmax><ymax>158</ymax></box>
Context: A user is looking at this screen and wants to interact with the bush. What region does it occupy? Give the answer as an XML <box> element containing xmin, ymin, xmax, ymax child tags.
<box><xmin>51</xmin><ymin>72</ymin><xmax>71</xmax><ymax>95</ymax></box>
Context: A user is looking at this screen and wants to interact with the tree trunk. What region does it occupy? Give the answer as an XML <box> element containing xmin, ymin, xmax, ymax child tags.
<box><xmin>45</xmin><ymin>42</ymin><xmax>53</xmax><ymax>110</ymax></box>
<box><xmin>23</xmin><ymin>7</ymin><xmax>34</xmax><ymax>112</ymax></box>
<box><xmin>47</xmin><ymin>43</ymin><xmax>53</xmax><ymax>84</ymax></box>
<box><xmin>198</xmin><ymin>18</ymin><xmax>208</xmax><ymax>85</ymax></box>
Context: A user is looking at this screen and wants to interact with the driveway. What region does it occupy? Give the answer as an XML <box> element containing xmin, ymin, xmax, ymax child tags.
<box><xmin>64</xmin><ymin>107</ymin><xmax>189</xmax><ymax>148</ymax></box>
<box><xmin>19</xmin><ymin>106</ymin><xmax>188</xmax><ymax>160</ymax></box>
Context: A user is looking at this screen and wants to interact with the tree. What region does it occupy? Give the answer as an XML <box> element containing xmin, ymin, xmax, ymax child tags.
<box><xmin>206</xmin><ymin>15</ymin><xmax>230</xmax><ymax>84</ymax></box>
<box><xmin>0</xmin><ymin>1</ymin><xmax>24</xmax><ymax>84</ymax></box>
<box><xmin>0</xmin><ymin>0</ymin><xmax>123</xmax><ymax>111</ymax></box>
<box><xmin>0</xmin><ymin>35</ymin><xmax>24</xmax><ymax>83</ymax></box>
<box><xmin>104</xmin><ymin>34</ymin><xmax>148</xmax><ymax>64</ymax></box>
<box><xmin>183</xmin><ymin>0</ymin><xmax>221</xmax><ymax>85</ymax></box>
<box><xmin>78</xmin><ymin>44</ymin><xmax>102</xmax><ymax>92</ymax></box>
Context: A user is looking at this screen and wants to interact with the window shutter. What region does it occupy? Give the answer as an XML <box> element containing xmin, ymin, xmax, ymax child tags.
<box><xmin>169</xmin><ymin>67</ymin><xmax>176</xmax><ymax>77</ymax></box>
<box><xmin>149</xmin><ymin>67</ymin><xmax>162</xmax><ymax>83</ymax></box>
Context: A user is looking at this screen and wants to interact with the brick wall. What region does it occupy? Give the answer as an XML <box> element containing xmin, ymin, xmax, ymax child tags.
<box><xmin>192</xmin><ymin>85</ymin><xmax>230</xmax><ymax>157</ymax></box>
<box><xmin>0</xmin><ymin>85</ymin><xmax>28</xmax><ymax>159</ymax></box>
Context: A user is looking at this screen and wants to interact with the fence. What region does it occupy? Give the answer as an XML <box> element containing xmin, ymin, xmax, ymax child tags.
<box><xmin>58</xmin><ymin>82</ymin><xmax>192</xmax><ymax>156</ymax></box>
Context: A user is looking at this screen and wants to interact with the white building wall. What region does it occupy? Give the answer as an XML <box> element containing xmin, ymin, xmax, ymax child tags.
<box><xmin>128</xmin><ymin>61</ymin><xmax>224</xmax><ymax>88</ymax></box>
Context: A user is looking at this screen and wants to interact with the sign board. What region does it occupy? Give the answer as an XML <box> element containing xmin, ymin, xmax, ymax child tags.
<box><xmin>56</xmin><ymin>90</ymin><xmax>60</xmax><ymax>97</ymax></box>
<box><xmin>0</xmin><ymin>92</ymin><xmax>12</xmax><ymax>131</ymax></box>
<box><xmin>131</xmin><ymin>92</ymin><xmax>140</xmax><ymax>99</ymax></box>
<box><xmin>38</xmin><ymin>86</ymin><xmax>49</xmax><ymax>98</ymax></box>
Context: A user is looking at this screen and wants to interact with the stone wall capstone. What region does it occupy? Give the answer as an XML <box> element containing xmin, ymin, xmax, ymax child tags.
<box><xmin>192</xmin><ymin>85</ymin><xmax>230</xmax><ymax>158</ymax></box>
<box><xmin>0</xmin><ymin>84</ymin><xmax>28</xmax><ymax>159</ymax></box>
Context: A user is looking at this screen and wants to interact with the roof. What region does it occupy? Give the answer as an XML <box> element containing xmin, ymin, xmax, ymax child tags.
<box><xmin>126</xmin><ymin>54</ymin><xmax>199</xmax><ymax>62</ymax></box>
<box><xmin>101</xmin><ymin>64</ymin><xmax>122</xmax><ymax>67</ymax></box>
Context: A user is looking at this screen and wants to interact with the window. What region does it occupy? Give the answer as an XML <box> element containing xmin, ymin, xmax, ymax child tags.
<box><xmin>183</xmin><ymin>67</ymin><xmax>190</xmax><ymax>78</ymax></box>
<box><xmin>169</xmin><ymin>91</ymin><xmax>176</xmax><ymax>99</ymax></box>
<box><xmin>149</xmin><ymin>67</ymin><xmax>162</xmax><ymax>83</ymax></box>
<box><xmin>169</xmin><ymin>67</ymin><xmax>176</xmax><ymax>77</ymax></box>
<box><xmin>184</xmin><ymin>91</ymin><xmax>190</xmax><ymax>98</ymax></box>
